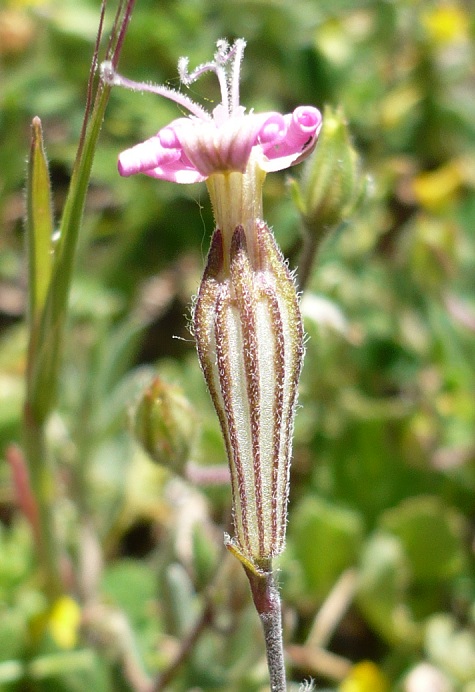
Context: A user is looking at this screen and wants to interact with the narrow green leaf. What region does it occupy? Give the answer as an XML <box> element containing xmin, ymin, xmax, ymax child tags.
<box><xmin>26</xmin><ymin>116</ymin><xmax>54</xmax><ymax>324</ymax></box>
<box><xmin>28</xmin><ymin>84</ymin><xmax>111</xmax><ymax>423</ymax></box>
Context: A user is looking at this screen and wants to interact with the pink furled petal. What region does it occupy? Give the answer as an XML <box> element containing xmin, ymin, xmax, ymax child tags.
<box><xmin>118</xmin><ymin>136</ymin><xmax>181</xmax><ymax>177</ymax></box>
<box><xmin>260</xmin><ymin>106</ymin><xmax>322</xmax><ymax>172</ymax></box>
<box><xmin>286</xmin><ymin>106</ymin><xmax>322</xmax><ymax>147</ymax></box>
<box><xmin>158</xmin><ymin>119</ymin><xmax>191</xmax><ymax>148</ymax></box>
<box><xmin>256</xmin><ymin>113</ymin><xmax>287</xmax><ymax>145</ymax></box>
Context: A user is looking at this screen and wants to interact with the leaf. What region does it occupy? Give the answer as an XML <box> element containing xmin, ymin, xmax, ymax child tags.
<box><xmin>380</xmin><ymin>496</ymin><xmax>466</xmax><ymax>583</ymax></box>
<box><xmin>357</xmin><ymin>531</ymin><xmax>419</xmax><ymax>645</ymax></box>
<box><xmin>25</xmin><ymin>117</ymin><xmax>54</xmax><ymax>326</ymax></box>
<box><xmin>101</xmin><ymin>559</ymin><xmax>157</xmax><ymax>627</ymax></box>
<box><xmin>27</xmin><ymin>82</ymin><xmax>112</xmax><ymax>423</ymax></box>
<box><xmin>289</xmin><ymin>496</ymin><xmax>363</xmax><ymax>603</ymax></box>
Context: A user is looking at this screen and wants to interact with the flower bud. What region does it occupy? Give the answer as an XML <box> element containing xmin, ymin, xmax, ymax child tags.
<box><xmin>133</xmin><ymin>377</ymin><xmax>197</xmax><ymax>474</ymax></box>
<box><xmin>291</xmin><ymin>105</ymin><xmax>364</xmax><ymax>232</ymax></box>
<box><xmin>193</xmin><ymin>221</ymin><xmax>304</xmax><ymax>572</ymax></box>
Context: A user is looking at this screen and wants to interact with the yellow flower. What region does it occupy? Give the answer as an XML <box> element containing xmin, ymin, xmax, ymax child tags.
<box><xmin>339</xmin><ymin>661</ymin><xmax>390</xmax><ymax>692</ymax></box>
<box><xmin>422</xmin><ymin>5</ymin><xmax>468</xmax><ymax>45</ymax></box>
<box><xmin>412</xmin><ymin>161</ymin><xmax>463</xmax><ymax>212</ymax></box>
<box><xmin>48</xmin><ymin>596</ymin><xmax>81</xmax><ymax>650</ymax></box>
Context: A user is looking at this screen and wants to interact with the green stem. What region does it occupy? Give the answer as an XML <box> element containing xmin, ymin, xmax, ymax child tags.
<box><xmin>296</xmin><ymin>220</ymin><xmax>327</xmax><ymax>293</ymax></box>
<box><xmin>23</xmin><ymin>80</ymin><xmax>113</xmax><ymax>605</ymax></box>
<box><xmin>22</xmin><ymin>403</ymin><xmax>62</xmax><ymax>600</ymax></box>
<box><xmin>22</xmin><ymin>0</ymin><xmax>137</xmax><ymax>600</ymax></box>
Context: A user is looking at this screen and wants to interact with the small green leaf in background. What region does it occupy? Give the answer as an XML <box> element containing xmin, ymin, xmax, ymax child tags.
<box><xmin>191</xmin><ymin>522</ymin><xmax>219</xmax><ymax>591</ymax></box>
<box><xmin>289</xmin><ymin>496</ymin><xmax>364</xmax><ymax>604</ymax></box>
<box><xmin>358</xmin><ymin>496</ymin><xmax>468</xmax><ymax>647</ymax></box>
<box><xmin>162</xmin><ymin>562</ymin><xmax>198</xmax><ymax>638</ymax></box>
<box><xmin>0</xmin><ymin>521</ymin><xmax>33</xmax><ymax>597</ymax></box>
<box><xmin>380</xmin><ymin>495</ymin><xmax>466</xmax><ymax>584</ymax></box>
<box><xmin>357</xmin><ymin>531</ymin><xmax>418</xmax><ymax>645</ymax></box>
<box><xmin>0</xmin><ymin>609</ymin><xmax>28</xmax><ymax>664</ymax></box>
<box><xmin>100</xmin><ymin>558</ymin><xmax>161</xmax><ymax>674</ymax></box>
<box><xmin>101</xmin><ymin>559</ymin><xmax>157</xmax><ymax>629</ymax></box>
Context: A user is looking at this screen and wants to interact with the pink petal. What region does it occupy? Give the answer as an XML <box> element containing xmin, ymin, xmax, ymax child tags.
<box><xmin>118</xmin><ymin>135</ymin><xmax>180</xmax><ymax>177</ymax></box>
<box><xmin>144</xmin><ymin>162</ymin><xmax>207</xmax><ymax>184</ymax></box>
<box><xmin>260</xmin><ymin>106</ymin><xmax>322</xmax><ymax>172</ymax></box>
<box><xmin>174</xmin><ymin>112</ymin><xmax>286</xmax><ymax>178</ymax></box>
<box><xmin>117</xmin><ymin>107</ymin><xmax>321</xmax><ymax>182</ymax></box>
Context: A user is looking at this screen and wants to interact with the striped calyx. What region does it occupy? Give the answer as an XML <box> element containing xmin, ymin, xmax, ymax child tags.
<box><xmin>193</xmin><ymin>220</ymin><xmax>304</xmax><ymax>572</ymax></box>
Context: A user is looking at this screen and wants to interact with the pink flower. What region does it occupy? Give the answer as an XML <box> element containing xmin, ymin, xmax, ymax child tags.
<box><xmin>101</xmin><ymin>40</ymin><xmax>321</xmax><ymax>184</ymax></box>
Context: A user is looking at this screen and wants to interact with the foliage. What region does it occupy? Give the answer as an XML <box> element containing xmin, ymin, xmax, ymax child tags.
<box><xmin>0</xmin><ymin>0</ymin><xmax>474</xmax><ymax>690</ymax></box>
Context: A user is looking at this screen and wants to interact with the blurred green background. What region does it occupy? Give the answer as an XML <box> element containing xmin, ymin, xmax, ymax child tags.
<box><xmin>1</xmin><ymin>0</ymin><xmax>474</xmax><ymax>690</ymax></box>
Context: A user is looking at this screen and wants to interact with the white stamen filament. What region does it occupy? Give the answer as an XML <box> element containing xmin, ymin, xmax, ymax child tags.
<box><xmin>100</xmin><ymin>60</ymin><xmax>211</xmax><ymax>120</ymax></box>
<box><xmin>102</xmin><ymin>39</ymin><xmax>247</xmax><ymax>124</ymax></box>
<box><xmin>230</xmin><ymin>39</ymin><xmax>246</xmax><ymax>115</ymax></box>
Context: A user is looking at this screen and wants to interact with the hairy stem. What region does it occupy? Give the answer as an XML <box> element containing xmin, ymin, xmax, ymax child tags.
<box><xmin>245</xmin><ymin>566</ymin><xmax>287</xmax><ymax>691</ymax></box>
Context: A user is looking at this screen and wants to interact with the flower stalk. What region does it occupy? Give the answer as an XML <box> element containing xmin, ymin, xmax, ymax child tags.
<box><xmin>245</xmin><ymin>567</ymin><xmax>287</xmax><ymax>691</ymax></box>
<box><xmin>290</xmin><ymin>105</ymin><xmax>364</xmax><ymax>291</ymax></box>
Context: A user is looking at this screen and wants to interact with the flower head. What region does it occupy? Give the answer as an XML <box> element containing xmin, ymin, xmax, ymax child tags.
<box><xmin>103</xmin><ymin>40</ymin><xmax>321</xmax><ymax>574</ymax></box>
<box><xmin>101</xmin><ymin>39</ymin><xmax>321</xmax><ymax>184</ymax></box>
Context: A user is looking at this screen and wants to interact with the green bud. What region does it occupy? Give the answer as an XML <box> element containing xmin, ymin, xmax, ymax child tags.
<box><xmin>291</xmin><ymin>105</ymin><xmax>364</xmax><ymax>232</ymax></box>
<box><xmin>133</xmin><ymin>377</ymin><xmax>197</xmax><ymax>474</ymax></box>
